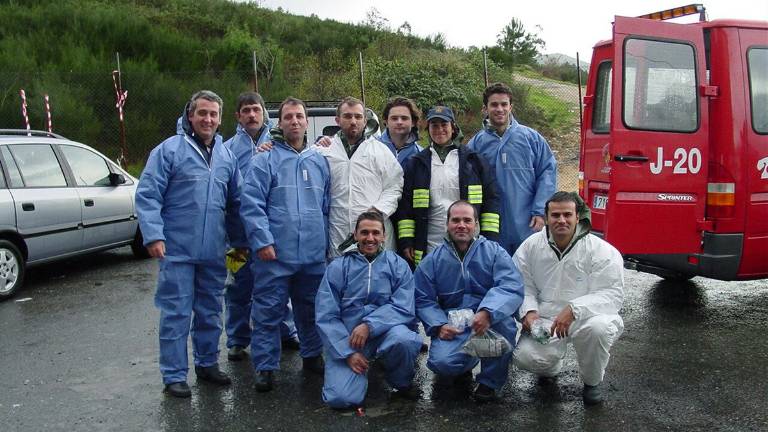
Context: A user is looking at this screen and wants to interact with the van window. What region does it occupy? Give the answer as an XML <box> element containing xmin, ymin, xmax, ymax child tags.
<box><xmin>592</xmin><ymin>61</ymin><xmax>612</xmax><ymax>133</ymax></box>
<box><xmin>748</xmin><ymin>47</ymin><xmax>768</xmax><ymax>134</ymax></box>
<box><xmin>9</xmin><ymin>144</ymin><xmax>67</xmax><ymax>187</ymax></box>
<box><xmin>623</xmin><ymin>38</ymin><xmax>698</xmax><ymax>132</ymax></box>
<box><xmin>60</xmin><ymin>145</ymin><xmax>112</xmax><ymax>186</ymax></box>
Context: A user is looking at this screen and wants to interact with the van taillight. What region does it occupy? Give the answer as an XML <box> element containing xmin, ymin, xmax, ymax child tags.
<box><xmin>578</xmin><ymin>171</ymin><xmax>585</xmax><ymax>196</ymax></box>
<box><xmin>706</xmin><ymin>182</ymin><xmax>735</xmax><ymax>218</ymax></box>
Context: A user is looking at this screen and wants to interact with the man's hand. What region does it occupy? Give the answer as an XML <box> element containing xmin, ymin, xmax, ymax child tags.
<box><xmin>346</xmin><ymin>352</ymin><xmax>369</xmax><ymax>375</ymax></box>
<box><xmin>550</xmin><ymin>305</ymin><xmax>575</xmax><ymax>338</ymax></box>
<box><xmin>232</xmin><ymin>248</ymin><xmax>249</xmax><ymax>261</ymax></box>
<box><xmin>147</xmin><ymin>240</ymin><xmax>165</xmax><ymax>259</ymax></box>
<box><xmin>256</xmin><ymin>142</ymin><xmax>273</xmax><ymax>152</ymax></box>
<box><xmin>349</xmin><ymin>323</ymin><xmax>370</xmax><ymax>350</ymax></box>
<box><xmin>530</xmin><ymin>215</ymin><xmax>545</xmax><ymax>232</ymax></box>
<box><xmin>402</xmin><ymin>247</ymin><xmax>414</xmax><ymax>263</ymax></box>
<box><xmin>438</xmin><ymin>325</ymin><xmax>462</xmax><ymax>341</ymax></box>
<box><xmin>315</xmin><ymin>136</ymin><xmax>333</xmax><ymax>147</ymax></box>
<box><xmin>257</xmin><ymin>245</ymin><xmax>277</xmax><ymax>261</ymax></box>
<box><xmin>522</xmin><ymin>310</ymin><xmax>540</xmax><ymax>332</ymax></box>
<box><xmin>471</xmin><ymin>309</ymin><xmax>492</xmax><ymax>335</ymax></box>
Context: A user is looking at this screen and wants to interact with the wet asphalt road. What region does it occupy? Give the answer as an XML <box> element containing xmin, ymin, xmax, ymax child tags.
<box><xmin>1</xmin><ymin>247</ymin><xmax>766</xmax><ymax>432</ymax></box>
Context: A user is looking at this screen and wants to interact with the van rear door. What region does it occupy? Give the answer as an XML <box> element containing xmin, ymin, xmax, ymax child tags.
<box><xmin>605</xmin><ymin>16</ymin><xmax>709</xmax><ymax>254</ymax></box>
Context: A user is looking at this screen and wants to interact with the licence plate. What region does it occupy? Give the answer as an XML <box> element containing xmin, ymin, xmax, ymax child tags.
<box><xmin>593</xmin><ymin>194</ymin><xmax>608</xmax><ymax>210</ymax></box>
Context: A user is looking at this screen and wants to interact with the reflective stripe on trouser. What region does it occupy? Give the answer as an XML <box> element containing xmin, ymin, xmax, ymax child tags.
<box><xmin>155</xmin><ymin>260</ymin><xmax>226</xmax><ymax>384</ymax></box>
<box><xmin>250</xmin><ymin>260</ymin><xmax>325</xmax><ymax>371</ymax></box>
<box><xmin>225</xmin><ymin>256</ymin><xmax>297</xmax><ymax>348</ymax></box>
<box><xmin>322</xmin><ymin>325</ymin><xmax>422</xmax><ymax>408</ymax></box>
<box><xmin>513</xmin><ymin>314</ymin><xmax>624</xmax><ymax>386</ymax></box>
<box><xmin>427</xmin><ymin>326</ymin><xmax>515</xmax><ymax>390</ymax></box>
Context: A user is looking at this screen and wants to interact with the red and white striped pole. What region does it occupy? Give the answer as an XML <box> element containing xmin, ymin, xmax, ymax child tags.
<box><xmin>19</xmin><ymin>89</ymin><xmax>31</xmax><ymax>136</ymax></box>
<box><xmin>44</xmin><ymin>94</ymin><xmax>52</xmax><ymax>134</ymax></box>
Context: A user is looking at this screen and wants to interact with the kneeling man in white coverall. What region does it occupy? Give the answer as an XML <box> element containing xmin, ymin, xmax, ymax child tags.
<box><xmin>512</xmin><ymin>191</ymin><xmax>624</xmax><ymax>405</ymax></box>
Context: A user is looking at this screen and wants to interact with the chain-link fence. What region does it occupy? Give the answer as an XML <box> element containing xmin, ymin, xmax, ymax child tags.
<box><xmin>0</xmin><ymin>70</ymin><xmax>582</xmax><ymax>190</ymax></box>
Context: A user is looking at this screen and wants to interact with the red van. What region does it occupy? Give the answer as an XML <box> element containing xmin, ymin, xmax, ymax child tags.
<box><xmin>579</xmin><ymin>4</ymin><xmax>768</xmax><ymax>280</ymax></box>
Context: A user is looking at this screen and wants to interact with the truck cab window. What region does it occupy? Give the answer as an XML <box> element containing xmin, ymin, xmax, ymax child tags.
<box><xmin>748</xmin><ymin>47</ymin><xmax>768</xmax><ymax>134</ymax></box>
<box><xmin>623</xmin><ymin>38</ymin><xmax>698</xmax><ymax>132</ymax></box>
<box><xmin>592</xmin><ymin>61</ymin><xmax>612</xmax><ymax>133</ymax></box>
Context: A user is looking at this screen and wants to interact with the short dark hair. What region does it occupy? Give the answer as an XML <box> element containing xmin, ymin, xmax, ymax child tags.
<box><xmin>235</xmin><ymin>91</ymin><xmax>265</xmax><ymax>112</ymax></box>
<box><xmin>383</xmin><ymin>96</ymin><xmax>421</xmax><ymax>125</ymax></box>
<box><xmin>545</xmin><ymin>191</ymin><xmax>581</xmax><ymax>216</ymax></box>
<box><xmin>355</xmin><ymin>210</ymin><xmax>385</xmax><ymax>232</ymax></box>
<box><xmin>188</xmin><ymin>90</ymin><xmax>223</xmax><ymax>116</ymax></box>
<box><xmin>277</xmin><ymin>97</ymin><xmax>307</xmax><ymax>121</ymax></box>
<box><xmin>482</xmin><ymin>82</ymin><xmax>514</xmax><ymax>106</ymax></box>
<box><xmin>336</xmin><ymin>96</ymin><xmax>365</xmax><ymax>116</ymax></box>
<box><xmin>446</xmin><ymin>200</ymin><xmax>478</xmax><ymax>224</ymax></box>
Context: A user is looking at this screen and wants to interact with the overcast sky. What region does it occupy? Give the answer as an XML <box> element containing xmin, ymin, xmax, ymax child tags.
<box><xmin>259</xmin><ymin>0</ymin><xmax>768</xmax><ymax>59</ymax></box>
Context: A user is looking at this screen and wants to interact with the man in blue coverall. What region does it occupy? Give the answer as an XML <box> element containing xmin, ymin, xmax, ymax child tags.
<box><xmin>223</xmin><ymin>92</ymin><xmax>298</xmax><ymax>362</ymax></box>
<box><xmin>136</xmin><ymin>90</ymin><xmax>246</xmax><ymax>398</ymax></box>
<box><xmin>415</xmin><ymin>200</ymin><xmax>524</xmax><ymax>402</ymax></box>
<box><xmin>467</xmin><ymin>82</ymin><xmax>557</xmax><ymax>254</ymax></box>
<box><xmin>315</xmin><ymin>211</ymin><xmax>423</xmax><ymax>410</ymax></box>
<box><xmin>240</xmin><ymin>97</ymin><xmax>331</xmax><ymax>392</ymax></box>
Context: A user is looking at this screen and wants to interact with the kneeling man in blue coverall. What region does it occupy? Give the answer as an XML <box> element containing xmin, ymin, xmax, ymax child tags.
<box><xmin>316</xmin><ymin>211</ymin><xmax>423</xmax><ymax>410</ymax></box>
<box><xmin>415</xmin><ymin>200</ymin><xmax>524</xmax><ymax>402</ymax></box>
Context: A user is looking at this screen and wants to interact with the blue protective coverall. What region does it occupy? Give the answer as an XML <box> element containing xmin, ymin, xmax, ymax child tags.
<box><xmin>467</xmin><ymin>117</ymin><xmax>557</xmax><ymax>254</ymax></box>
<box><xmin>136</xmin><ymin>110</ymin><xmax>245</xmax><ymax>385</ymax></box>
<box><xmin>378</xmin><ymin>129</ymin><xmax>422</xmax><ymax>168</ymax></box>
<box><xmin>414</xmin><ymin>236</ymin><xmax>524</xmax><ymax>390</ymax></box>
<box><xmin>240</xmin><ymin>135</ymin><xmax>331</xmax><ymax>371</ymax></box>
<box><xmin>223</xmin><ymin>122</ymin><xmax>297</xmax><ymax>349</ymax></box>
<box><xmin>316</xmin><ymin>249</ymin><xmax>423</xmax><ymax>408</ymax></box>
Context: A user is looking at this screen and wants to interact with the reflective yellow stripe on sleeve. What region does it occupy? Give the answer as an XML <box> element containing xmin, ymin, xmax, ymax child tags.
<box><xmin>413</xmin><ymin>188</ymin><xmax>430</xmax><ymax>208</ymax></box>
<box><xmin>414</xmin><ymin>249</ymin><xmax>424</xmax><ymax>266</ymax></box>
<box><xmin>398</xmin><ymin>219</ymin><xmax>416</xmax><ymax>239</ymax></box>
<box><xmin>480</xmin><ymin>212</ymin><xmax>500</xmax><ymax>233</ymax></box>
<box><xmin>467</xmin><ymin>184</ymin><xmax>483</xmax><ymax>204</ymax></box>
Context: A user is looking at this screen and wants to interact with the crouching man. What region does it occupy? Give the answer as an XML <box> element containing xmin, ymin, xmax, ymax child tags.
<box><xmin>415</xmin><ymin>200</ymin><xmax>524</xmax><ymax>402</ymax></box>
<box><xmin>315</xmin><ymin>211</ymin><xmax>423</xmax><ymax>410</ymax></box>
<box><xmin>513</xmin><ymin>191</ymin><xmax>624</xmax><ymax>405</ymax></box>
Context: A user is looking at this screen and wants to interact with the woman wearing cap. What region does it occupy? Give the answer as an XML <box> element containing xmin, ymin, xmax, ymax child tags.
<box><xmin>394</xmin><ymin>105</ymin><xmax>501</xmax><ymax>267</ymax></box>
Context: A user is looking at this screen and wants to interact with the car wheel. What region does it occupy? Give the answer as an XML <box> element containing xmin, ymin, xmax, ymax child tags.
<box><xmin>130</xmin><ymin>228</ymin><xmax>151</xmax><ymax>259</ymax></box>
<box><xmin>0</xmin><ymin>240</ymin><xmax>25</xmax><ymax>301</ymax></box>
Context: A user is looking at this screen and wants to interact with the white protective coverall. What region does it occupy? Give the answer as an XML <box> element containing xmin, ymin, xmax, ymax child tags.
<box><xmin>317</xmin><ymin>135</ymin><xmax>403</xmax><ymax>258</ymax></box>
<box><xmin>512</xmin><ymin>229</ymin><xmax>624</xmax><ymax>386</ymax></box>
<box><xmin>426</xmin><ymin>147</ymin><xmax>460</xmax><ymax>253</ymax></box>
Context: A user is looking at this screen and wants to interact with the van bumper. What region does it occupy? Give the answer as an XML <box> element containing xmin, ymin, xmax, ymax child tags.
<box><xmin>618</xmin><ymin>232</ymin><xmax>743</xmax><ymax>281</ymax></box>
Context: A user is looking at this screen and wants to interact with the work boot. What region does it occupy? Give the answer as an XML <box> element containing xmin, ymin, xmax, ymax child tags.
<box><xmin>195</xmin><ymin>365</ymin><xmax>232</xmax><ymax>386</ymax></box>
<box><xmin>537</xmin><ymin>375</ymin><xmax>559</xmax><ymax>386</ymax></box>
<box><xmin>227</xmin><ymin>345</ymin><xmax>247</xmax><ymax>361</ymax></box>
<box><xmin>281</xmin><ymin>337</ymin><xmax>301</xmax><ymax>351</ymax></box>
<box><xmin>164</xmin><ymin>382</ymin><xmax>191</xmax><ymax>398</ymax></box>
<box><xmin>254</xmin><ymin>371</ymin><xmax>274</xmax><ymax>392</ymax></box>
<box><xmin>583</xmin><ymin>383</ymin><xmax>604</xmax><ymax>405</ymax></box>
<box><xmin>302</xmin><ymin>355</ymin><xmax>325</xmax><ymax>374</ymax></box>
<box><xmin>473</xmin><ymin>383</ymin><xmax>497</xmax><ymax>403</ymax></box>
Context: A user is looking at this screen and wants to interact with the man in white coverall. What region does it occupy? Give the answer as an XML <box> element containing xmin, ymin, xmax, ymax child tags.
<box><xmin>318</xmin><ymin>96</ymin><xmax>403</xmax><ymax>258</ymax></box>
<box><xmin>512</xmin><ymin>191</ymin><xmax>624</xmax><ymax>405</ymax></box>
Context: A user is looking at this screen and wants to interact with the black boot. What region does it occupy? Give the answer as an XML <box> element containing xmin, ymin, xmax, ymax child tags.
<box><xmin>164</xmin><ymin>382</ymin><xmax>191</xmax><ymax>398</ymax></box>
<box><xmin>195</xmin><ymin>365</ymin><xmax>232</xmax><ymax>386</ymax></box>
<box><xmin>302</xmin><ymin>355</ymin><xmax>325</xmax><ymax>374</ymax></box>
<box><xmin>255</xmin><ymin>371</ymin><xmax>274</xmax><ymax>392</ymax></box>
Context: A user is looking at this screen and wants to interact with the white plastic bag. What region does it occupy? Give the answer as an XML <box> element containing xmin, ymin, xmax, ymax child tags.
<box><xmin>530</xmin><ymin>318</ymin><xmax>556</xmax><ymax>345</ymax></box>
<box><xmin>447</xmin><ymin>308</ymin><xmax>474</xmax><ymax>332</ymax></box>
<box><xmin>462</xmin><ymin>328</ymin><xmax>512</xmax><ymax>358</ymax></box>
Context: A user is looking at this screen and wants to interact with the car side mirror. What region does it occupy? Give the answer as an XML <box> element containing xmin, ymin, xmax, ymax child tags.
<box><xmin>109</xmin><ymin>172</ymin><xmax>126</xmax><ymax>186</ymax></box>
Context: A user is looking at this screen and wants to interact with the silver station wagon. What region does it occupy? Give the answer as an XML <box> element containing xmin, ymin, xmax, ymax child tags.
<box><xmin>0</xmin><ymin>130</ymin><xmax>148</xmax><ymax>300</ymax></box>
